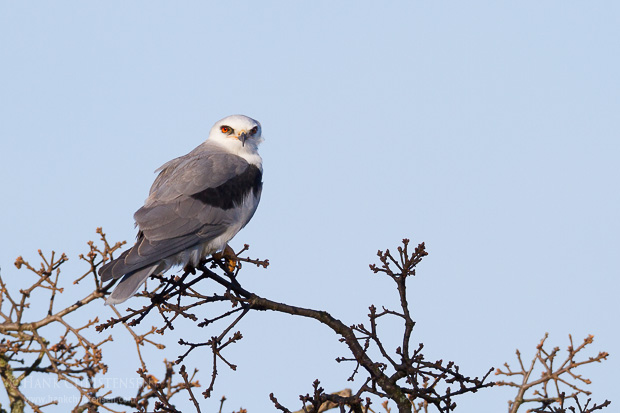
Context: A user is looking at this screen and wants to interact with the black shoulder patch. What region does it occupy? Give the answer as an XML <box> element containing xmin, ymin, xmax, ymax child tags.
<box><xmin>190</xmin><ymin>164</ymin><xmax>262</xmax><ymax>210</ymax></box>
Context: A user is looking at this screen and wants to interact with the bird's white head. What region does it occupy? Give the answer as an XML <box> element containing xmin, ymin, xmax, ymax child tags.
<box><xmin>208</xmin><ymin>115</ymin><xmax>263</xmax><ymax>156</ymax></box>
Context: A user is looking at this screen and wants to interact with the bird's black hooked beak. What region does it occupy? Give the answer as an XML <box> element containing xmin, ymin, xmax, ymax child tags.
<box><xmin>239</xmin><ymin>132</ymin><xmax>247</xmax><ymax>147</ymax></box>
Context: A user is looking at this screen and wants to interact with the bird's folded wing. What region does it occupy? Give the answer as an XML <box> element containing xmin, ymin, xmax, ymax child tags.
<box><xmin>134</xmin><ymin>151</ymin><xmax>259</xmax><ymax>241</ymax></box>
<box><xmin>100</xmin><ymin>150</ymin><xmax>260</xmax><ymax>281</ymax></box>
<box><xmin>134</xmin><ymin>198</ymin><xmax>234</xmax><ymax>241</ymax></box>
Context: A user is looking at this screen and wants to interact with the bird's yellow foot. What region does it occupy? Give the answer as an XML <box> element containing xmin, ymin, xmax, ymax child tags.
<box><xmin>213</xmin><ymin>244</ymin><xmax>238</xmax><ymax>273</ymax></box>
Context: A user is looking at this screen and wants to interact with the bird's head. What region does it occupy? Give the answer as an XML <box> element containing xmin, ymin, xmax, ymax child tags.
<box><xmin>208</xmin><ymin>115</ymin><xmax>263</xmax><ymax>153</ymax></box>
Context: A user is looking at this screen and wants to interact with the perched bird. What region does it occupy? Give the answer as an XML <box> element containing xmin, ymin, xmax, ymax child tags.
<box><xmin>99</xmin><ymin>115</ymin><xmax>263</xmax><ymax>305</ymax></box>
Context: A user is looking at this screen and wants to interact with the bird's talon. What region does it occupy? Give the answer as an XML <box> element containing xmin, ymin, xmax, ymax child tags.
<box><xmin>213</xmin><ymin>244</ymin><xmax>238</xmax><ymax>274</ymax></box>
<box><xmin>225</xmin><ymin>258</ymin><xmax>237</xmax><ymax>274</ymax></box>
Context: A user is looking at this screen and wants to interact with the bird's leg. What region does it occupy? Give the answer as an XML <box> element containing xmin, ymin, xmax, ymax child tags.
<box><xmin>212</xmin><ymin>244</ymin><xmax>238</xmax><ymax>274</ymax></box>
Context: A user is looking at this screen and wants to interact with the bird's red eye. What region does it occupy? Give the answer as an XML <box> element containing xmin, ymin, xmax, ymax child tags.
<box><xmin>250</xmin><ymin>126</ymin><xmax>258</xmax><ymax>135</ymax></box>
<box><xmin>220</xmin><ymin>126</ymin><xmax>232</xmax><ymax>134</ymax></box>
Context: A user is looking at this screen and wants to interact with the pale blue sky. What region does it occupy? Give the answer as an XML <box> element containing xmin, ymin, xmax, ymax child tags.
<box><xmin>1</xmin><ymin>2</ymin><xmax>618</xmax><ymax>412</ymax></box>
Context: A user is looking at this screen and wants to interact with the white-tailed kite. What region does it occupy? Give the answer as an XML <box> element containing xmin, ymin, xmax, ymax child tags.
<box><xmin>99</xmin><ymin>115</ymin><xmax>263</xmax><ymax>305</ymax></box>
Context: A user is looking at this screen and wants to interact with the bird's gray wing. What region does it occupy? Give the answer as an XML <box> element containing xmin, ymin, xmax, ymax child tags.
<box><xmin>99</xmin><ymin>148</ymin><xmax>262</xmax><ymax>282</ymax></box>
<box><xmin>134</xmin><ymin>150</ymin><xmax>261</xmax><ymax>241</ymax></box>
